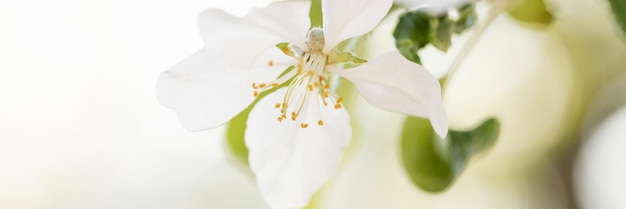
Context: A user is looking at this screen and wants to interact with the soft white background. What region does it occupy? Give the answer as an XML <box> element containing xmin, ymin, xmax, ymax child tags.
<box><xmin>0</xmin><ymin>0</ymin><xmax>273</xmax><ymax>208</ymax></box>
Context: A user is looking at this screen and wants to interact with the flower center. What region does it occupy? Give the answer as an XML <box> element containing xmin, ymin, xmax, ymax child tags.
<box><xmin>250</xmin><ymin>28</ymin><xmax>344</xmax><ymax>128</ymax></box>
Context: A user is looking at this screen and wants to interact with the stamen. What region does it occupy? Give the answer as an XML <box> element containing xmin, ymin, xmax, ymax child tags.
<box><xmin>297</xmin><ymin>61</ymin><xmax>303</xmax><ymax>73</ymax></box>
<box><xmin>336</xmin><ymin>97</ymin><xmax>343</xmax><ymax>103</ymax></box>
<box><xmin>265</xmin><ymin>45</ymin><xmax>342</xmax><ymax>127</ymax></box>
<box><xmin>252</xmin><ymin>83</ymin><xmax>258</xmax><ymax>89</ymax></box>
<box><xmin>254</xmin><ymin>91</ymin><xmax>259</xmax><ymax>97</ymax></box>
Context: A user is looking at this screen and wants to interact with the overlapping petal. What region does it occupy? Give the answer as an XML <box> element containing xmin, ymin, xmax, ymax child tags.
<box><xmin>321</xmin><ymin>0</ymin><xmax>393</xmax><ymax>53</ymax></box>
<box><xmin>198</xmin><ymin>1</ymin><xmax>311</xmax><ymax>69</ymax></box>
<box><xmin>244</xmin><ymin>1</ymin><xmax>311</xmax><ymax>48</ymax></box>
<box><xmin>246</xmin><ymin>88</ymin><xmax>351</xmax><ymax>208</ymax></box>
<box><xmin>198</xmin><ymin>9</ymin><xmax>282</xmax><ymax>69</ymax></box>
<box><xmin>158</xmin><ymin>1</ymin><xmax>312</xmax><ymax>131</ymax></box>
<box><xmin>157</xmin><ymin>48</ymin><xmax>295</xmax><ymax>131</ymax></box>
<box><xmin>394</xmin><ymin>0</ymin><xmax>474</xmax><ymax>14</ymax></box>
<box><xmin>330</xmin><ymin>52</ymin><xmax>448</xmax><ymax>137</ymax></box>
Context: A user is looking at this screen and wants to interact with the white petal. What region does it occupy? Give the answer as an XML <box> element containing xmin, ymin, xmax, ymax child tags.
<box><xmin>322</xmin><ymin>0</ymin><xmax>393</xmax><ymax>53</ymax></box>
<box><xmin>394</xmin><ymin>0</ymin><xmax>474</xmax><ymax>14</ymax></box>
<box><xmin>198</xmin><ymin>9</ymin><xmax>284</xmax><ymax>69</ymax></box>
<box><xmin>246</xmin><ymin>88</ymin><xmax>351</xmax><ymax>208</ymax></box>
<box><xmin>244</xmin><ymin>1</ymin><xmax>311</xmax><ymax>48</ymax></box>
<box><xmin>157</xmin><ymin>48</ymin><xmax>295</xmax><ymax>131</ymax></box>
<box><xmin>330</xmin><ymin>52</ymin><xmax>448</xmax><ymax>137</ymax></box>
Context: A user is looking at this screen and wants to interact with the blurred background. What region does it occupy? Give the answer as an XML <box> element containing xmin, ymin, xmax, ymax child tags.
<box><xmin>0</xmin><ymin>0</ymin><xmax>625</xmax><ymax>208</ymax></box>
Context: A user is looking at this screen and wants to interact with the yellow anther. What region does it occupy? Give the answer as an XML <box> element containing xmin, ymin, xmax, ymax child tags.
<box><xmin>318</xmin><ymin>120</ymin><xmax>324</xmax><ymax>126</ymax></box>
<box><xmin>323</xmin><ymin>91</ymin><xmax>329</xmax><ymax>98</ymax></box>
<box><xmin>301</xmin><ymin>123</ymin><xmax>309</xmax><ymax>128</ymax></box>
<box><xmin>253</xmin><ymin>91</ymin><xmax>259</xmax><ymax>97</ymax></box>
<box><xmin>297</xmin><ymin>61</ymin><xmax>303</xmax><ymax>73</ymax></box>
<box><xmin>334</xmin><ymin>103</ymin><xmax>342</xmax><ymax>109</ymax></box>
<box><xmin>307</xmin><ymin>85</ymin><xmax>313</xmax><ymax>91</ymax></box>
<box><xmin>275</xmin><ymin>103</ymin><xmax>281</xmax><ymax>109</ymax></box>
<box><xmin>291</xmin><ymin>112</ymin><xmax>298</xmax><ymax>121</ymax></box>
<box><xmin>307</xmin><ymin>71</ymin><xmax>314</xmax><ymax>76</ymax></box>
<box><xmin>259</xmin><ymin>83</ymin><xmax>267</xmax><ymax>88</ymax></box>
<box><xmin>314</xmin><ymin>82</ymin><xmax>320</xmax><ymax>87</ymax></box>
<box><xmin>318</xmin><ymin>75</ymin><xmax>323</xmax><ymax>81</ymax></box>
<box><xmin>336</xmin><ymin>97</ymin><xmax>343</xmax><ymax>103</ymax></box>
<box><xmin>268</xmin><ymin>60</ymin><xmax>274</xmax><ymax>67</ymax></box>
<box><xmin>252</xmin><ymin>83</ymin><xmax>258</xmax><ymax>89</ymax></box>
<box><xmin>271</xmin><ymin>83</ymin><xmax>279</xmax><ymax>88</ymax></box>
<box><xmin>323</xmin><ymin>84</ymin><xmax>329</xmax><ymax>89</ymax></box>
<box><xmin>278</xmin><ymin>117</ymin><xmax>284</xmax><ymax>122</ymax></box>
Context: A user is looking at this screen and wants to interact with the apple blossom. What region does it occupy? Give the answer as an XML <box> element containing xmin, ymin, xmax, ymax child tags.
<box><xmin>157</xmin><ymin>0</ymin><xmax>448</xmax><ymax>208</ymax></box>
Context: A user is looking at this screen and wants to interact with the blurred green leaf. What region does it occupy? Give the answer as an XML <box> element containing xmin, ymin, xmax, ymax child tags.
<box><xmin>401</xmin><ymin>117</ymin><xmax>500</xmax><ymax>192</ymax></box>
<box><xmin>607</xmin><ymin>0</ymin><xmax>626</xmax><ymax>36</ymax></box>
<box><xmin>508</xmin><ymin>0</ymin><xmax>553</xmax><ymax>25</ymax></box>
<box><xmin>393</xmin><ymin>10</ymin><xmax>434</xmax><ymax>64</ymax></box>
<box><xmin>225</xmin><ymin>106</ymin><xmax>252</xmax><ymax>165</ymax></box>
<box><xmin>454</xmin><ymin>4</ymin><xmax>478</xmax><ymax>34</ymax></box>
<box><xmin>394</xmin><ymin>5</ymin><xmax>478</xmax><ymax>62</ymax></box>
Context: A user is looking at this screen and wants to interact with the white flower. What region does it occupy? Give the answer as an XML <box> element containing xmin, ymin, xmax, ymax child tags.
<box><xmin>157</xmin><ymin>0</ymin><xmax>448</xmax><ymax>208</ymax></box>
<box><xmin>395</xmin><ymin>0</ymin><xmax>475</xmax><ymax>14</ymax></box>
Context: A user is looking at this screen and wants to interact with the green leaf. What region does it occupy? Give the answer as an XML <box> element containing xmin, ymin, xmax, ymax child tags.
<box><xmin>401</xmin><ymin>117</ymin><xmax>500</xmax><ymax>192</ymax></box>
<box><xmin>393</xmin><ymin>10</ymin><xmax>434</xmax><ymax>64</ymax></box>
<box><xmin>394</xmin><ymin>5</ymin><xmax>478</xmax><ymax>62</ymax></box>
<box><xmin>508</xmin><ymin>0</ymin><xmax>553</xmax><ymax>25</ymax></box>
<box><xmin>607</xmin><ymin>0</ymin><xmax>626</xmax><ymax>35</ymax></box>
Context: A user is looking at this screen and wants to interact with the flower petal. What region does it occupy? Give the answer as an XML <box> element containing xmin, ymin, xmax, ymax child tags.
<box><xmin>244</xmin><ymin>1</ymin><xmax>311</xmax><ymax>48</ymax></box>
<box><xmin>246</xmin><ymin>88</ymin><xmax>351</xmax><ymax>208</ymax></box>
<box><xmin>394</xmin><ymin>0</ymin><xmax>474</xmax><ymax>14</ymax></box>
<box><xmin>198</xmin><ymin>9</ymin><xmax>284</xmax><ymax>69</ymax></box>
<box><xmin>322</xmin><ymin>0</ymin><xmax>393</xmax><ymax>53</ymax></box>
<box><xmin>330</xmin><ymin>52</ymin><xmax>448</xmax><ymax>137</ymax></box>
<box><xmin>157</xmin><ymin>48</ymin><xmax>295</xmax><ymax>131</ymax></box>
